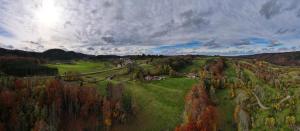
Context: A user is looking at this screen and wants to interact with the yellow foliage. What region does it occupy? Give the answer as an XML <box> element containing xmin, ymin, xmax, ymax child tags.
<box><xmin>233</xmin><ymin>105</ymin><xmax>241</xmax><ymax>123</ymax></box>
<box><xmin>265</xmin><ymin>117</ymin><xmax>276</xmax><ymax>128</ymax></box>
<box><xmin>104</xmin><ymin>118</ymin><xmax>112</xmax><ymax>127</ymax></box>
<box><xmin>230</xmin><ymin>87</ymin><xmax>235</xmax><ymax>98</ymax></box>
<box><xmin>285</xmin><ymin>116</ymin><xmax>296</xmax><ymax>126</ymax></box>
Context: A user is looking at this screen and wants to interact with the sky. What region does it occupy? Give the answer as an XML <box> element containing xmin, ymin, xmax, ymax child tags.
<box><xmin>0</xmin><ymin>0</ymin><xmax>300</xmax><ymax>55</ymax></box>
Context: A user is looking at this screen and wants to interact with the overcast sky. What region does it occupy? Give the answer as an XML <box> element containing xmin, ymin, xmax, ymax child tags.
<box><xmin>0</xmin><ymin>0</ymin><xmax>300</xmax><ymax>55</ymax></box>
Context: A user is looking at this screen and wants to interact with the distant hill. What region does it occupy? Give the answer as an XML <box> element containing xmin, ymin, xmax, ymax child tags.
<box><xmin>42</xmin><ymin>49</ymin><xmax>92</xmax><ymax>60</ymax></box>
<box><xmin>0</xmin><ymin>48</ymin><xmax>40</xmax><ymax>57</ymax></box>
<box><xmin>1</xmin><ymin>48</ymin><xmax>299</xmax><ymax>66</ymax></box>
<box><xmin>0</xmin><ymin>48</ymin><xmax>125</xmax><ymax>60</ymax></box>
<box><xmin>238</xmin><ymin>51</ymin><xmax>300</xmax><ymax>66</ymax></box>
<box><xmin>0</xmin><ymin>48</ymin><xmax>158</xmax><ymax>60</ymax></box>
<box><xmin>0</xmin><ymin>48</ymin><xmax>92</xmax><ymax>60</ymax></box>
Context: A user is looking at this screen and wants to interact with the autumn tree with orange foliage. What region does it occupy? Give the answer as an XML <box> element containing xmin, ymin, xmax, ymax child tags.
<box><xmin>176</xmin><ymin>81</ymin><xmax>218</xmax><ymax>131</ymax></box>
<box><xmin>0</xmin><ymin>78</ymin><xmax>133</xmax><ymax>131</ymax></box>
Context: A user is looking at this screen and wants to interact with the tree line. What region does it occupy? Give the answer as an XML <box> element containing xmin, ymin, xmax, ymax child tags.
<box><xmin>0</xmin><ymin>77</ymin><xmax>133</xmax><ymax>130</ymax></box>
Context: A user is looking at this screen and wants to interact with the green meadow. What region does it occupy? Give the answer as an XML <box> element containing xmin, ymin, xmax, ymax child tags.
<box><xmin>46</xmin><ymin>57</ymin><xmax>300</xmax><ymax>131</ymax></box>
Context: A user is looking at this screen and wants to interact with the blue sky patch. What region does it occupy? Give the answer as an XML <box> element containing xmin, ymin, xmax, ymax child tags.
<box><xmin>246</xmin><ymin>37</ymin><xmax>271</xmax><ymax>45</ymax></box>
<box><xmin>151</xmin><ymin>40</ymin><xmax>201</xmax><ymax>53</ymax></box>
<box><xmin>0</xmin><ymin>26</ymin><xmax>13</xmax><ymax>37</ymax></box>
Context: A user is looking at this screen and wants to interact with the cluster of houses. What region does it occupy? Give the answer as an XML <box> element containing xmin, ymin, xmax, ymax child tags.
<box><xmin>117</xmin><ymin>58</ymin><xmax>133</xmax><ymax>68</ymax></box>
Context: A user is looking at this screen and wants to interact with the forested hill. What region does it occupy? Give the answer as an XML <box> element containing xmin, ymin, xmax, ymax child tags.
<box><xmin>0</xmin><ymin>48</ymin><xmax>95</xmax><ymax>60</ymax></box>
<box><xmin>1</xmin><ymin>47</ymin><xmax>299</xmax><ymax>66</ymax></box>
<box><xmin>0</xmin><ymin>48</ymin><xmax>160</xmax><ymax>60</ymax></box>
<box><xmin>238</xmin><ymin>51</ymin><xmax>300</xmax><ymax>66</ymax></box>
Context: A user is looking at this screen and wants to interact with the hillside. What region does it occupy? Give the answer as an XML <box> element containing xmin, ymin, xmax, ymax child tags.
<box><xmin>0</xmin><ymin>48</ymin><xmax>95</xmax><ymax>60</ymax></box>
<box><xmin>1</xmin><ymin>48</ymin><xmax>299</xmax><ymax>66</ymax></box>
<box><xmin>239</xmin><ymin>51</ymin><xmax>300</xmax><ymax>66</ymax></box>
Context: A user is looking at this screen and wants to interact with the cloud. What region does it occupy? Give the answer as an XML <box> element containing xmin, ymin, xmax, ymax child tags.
<box><xmin>87</xmin><ymin>47</ymin><xmax>94</xmax><ymax>51</ymax></box>
<box><xmin>103</xmin><ymin>1</ymin><xmax>113</xmax><ymax>8</ymax></box>
<box><xmin>0</xmin><ymin>0</ymin><xmax>299</xmax><ymax>55</ymax></box>
<box><xmin>101</xmin><ymin>36</ymin><xmax>115</xmax><ymax>44</ymax></box>
<box><xmin>260</xmin><ymin>0</ymin><xmax>300</xmax><ymax>19</ymax></box>
<box><xmin>297</xmin><ymin>9</ymin><xmax>300</xmax><ymax>17</ymax></box>
<box><xmin>202</xmin><ymin>40</ymin><xmax>223</xmax><ymax>49</ymax></box>
<box><xmin>0</xmin><ymin>42</ymin><xmax>13</xmax><ymax>49</ymax></box>
<box><xmin>260</xmin><ymin>0</ymin><xmax>282</xmax><ymax>19</ymax></box>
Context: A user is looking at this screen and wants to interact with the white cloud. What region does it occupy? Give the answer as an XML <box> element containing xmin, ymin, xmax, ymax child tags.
<box><xmin>0</xmin><ymin>0</ymin><xmax>299</xmax><ymax>55</ymax></box>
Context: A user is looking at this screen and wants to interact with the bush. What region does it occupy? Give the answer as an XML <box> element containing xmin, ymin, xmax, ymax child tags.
<box><xmin>152</xmin><ymin>56</ymin><xmax>193</xmax><ymax>72</ymax></box>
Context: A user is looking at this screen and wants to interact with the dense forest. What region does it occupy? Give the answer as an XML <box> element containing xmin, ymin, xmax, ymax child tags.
<box><xmin>0</xmin><ymin>56</ymin><xmax>58</xmax><ymax>77</ymax></box>
<box><xmin>0</xmin><ymin>77</ymin><xmax>133</xmax><ymax>130</ymax></box>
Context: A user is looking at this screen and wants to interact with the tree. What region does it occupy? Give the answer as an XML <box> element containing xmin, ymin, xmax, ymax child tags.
<box><xmin>285</xmin><ymin>116</ymin><xmax>296</xmax><ymax>127</ymax></box>
<box><xmin>265</xmin><ymin>117</ymin><xmax>275</xmax><ymax>129</ymax></box>
<box><xmin>234</xmin><ymin>105</ymin><xmax>250</xmax><ymax>131</ymax></box>
<box><xmin>176</xmin><ymin>82</ymin><xmax>218</xmax><ymax>131</ymax></box>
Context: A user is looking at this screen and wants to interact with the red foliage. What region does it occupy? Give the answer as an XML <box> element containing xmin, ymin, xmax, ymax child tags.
<box><xmin>196</xmin><ymin>105</ymin><xmax>217</xmax><ymax>131</ymax></box>
<box><xmin>78</xmin><ymin>87</ymin><xmax>99</xmax><ymax>106</ymax></box>
<box><xmin>33</xmin><ymin>120</ymin><xmax>48</xmax><ymax>131</ymax></box>
<box><xmin>0</xmin><ymin>90</ymin><xmax>16</xmax><ymax>108</ymax></box>
<box><xmin>14</xmin><ymin>79</ymin><xmax>26</xmax><ymax>90</ymax></box>
<box><xmin>45</xmin><ymin>80</ymin><xmax>63</xmax><ymax>108</ymax></box>
<box><xmin>0</xmin><ymin>123</ymin><xmax>5</xmax><ymax>131</ymax></box>
<box><xmin>176</xmin><ymin>83</ymin><xmax>218</xmax><ymax>131</ymax></box>
<box><xmin>0</xmin><ymin>78</ymin><xmax>130</xmax><ymax>130</ymax></box>
<box><xmin>207</xmin><ymin>58</ymin><xmax>226</xmax><ymax>79</ymax></box>
<box><xmin>63</xmin><ymin>117</ymin><xmax>84</xmax><ymax>131</ymax></box>
<box><xmin>103</xmin><ymin>98</ymin><xmax>112</xmax><ymax>126</ymax></box>
<box><xmin>239</xmin><ymin>61</ymin><xmax>277</xmax><ymax>82</ymax></box>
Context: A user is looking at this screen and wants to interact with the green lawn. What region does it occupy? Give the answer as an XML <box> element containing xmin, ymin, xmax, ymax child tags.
<box><xmin>179</xmin><ymin>58</ymin><xmax>206</xmax><ymax>73</ymax></box>
<box><xmin>112</xmin><ymin>78</ymin><xmax>198</xmax><ymax>131</ymax></box>
<box><xmin>215</xmin><ymin>88</ymin><xmax>235</xmax><ymax>131</ymax></box>
<box><xmin>47</xmin><ymin>60</ymin><xmax>113</xmax><ymax>74</ymax></box>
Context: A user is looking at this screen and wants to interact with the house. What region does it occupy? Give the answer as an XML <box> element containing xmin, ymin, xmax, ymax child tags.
<box><xmin>116</xmin><ymin>58</ymin><xmax>133</xmax><ymax>67</ymax></box>
<box><xmin>117</xmin><ymin>64</ymin><xmax>122</xmax><ymax>68</ymax></box>
<box><xmin>186</xmin><ymin>73</ymin><xmax>198</xmax><ymax>79</ymax></box>
<box><xmin>145</xmin><ymin>75</ymin><xmax>166</xmax><ymax>81</ymax></box>
<box><xmin>123</xmin><ymin>58</ymin><xmax>133</xmax><ymax>65</ymax></box>
<box><xmin>145</xmin><ymin>75</ymin><xmax>152</xmax><ymax>81</ymax></box>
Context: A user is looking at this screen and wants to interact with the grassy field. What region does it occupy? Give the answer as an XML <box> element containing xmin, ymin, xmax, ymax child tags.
<box><xmin>114</xmin><ymin>78</ymin><xmax>198</xmax><ymax>131</ymax></box>
<box><xmin>179</xmin><ymin>58</ymin><xmax>206</xmax><ymax>73</ymax></box>
<box><xmin>46</xmin><ymin>58</ymin><xmax>300</xmax><ymax>131</ymax></box>
<box><xmin>88</xmin><ymin>77</ymin><xmax>198</xmax><ymax>131</ymax></box>
<box><xmin>47</xmin><ymin>60</ymin><xmax>113</xmax><ymax>74</ymax></box>
<box><xmin>215</xmin><ymin>88</ymin><xmax>235</xmax><ymax>130</ymax></box>
<box><xmin>48</xmin><ymin>60</ymin><xmax>198</xmax><ymax>130</ymax></box>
